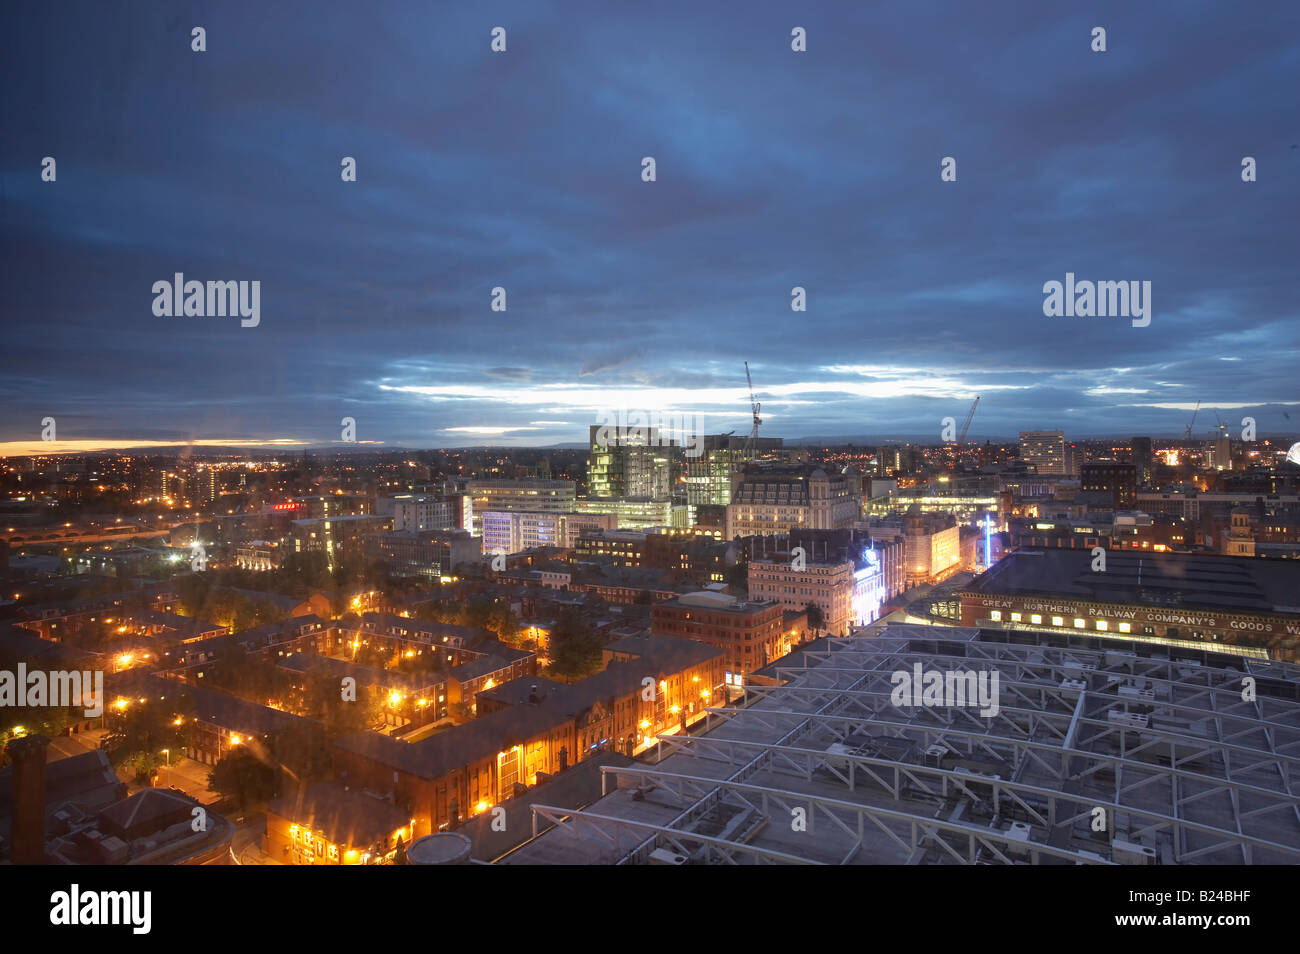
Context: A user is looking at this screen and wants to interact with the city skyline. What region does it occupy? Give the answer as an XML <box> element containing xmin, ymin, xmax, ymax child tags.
<box><xmin>4</xmin><ymin>1</ymin><xmax>1298</xmax><ymax>450</ymax></box>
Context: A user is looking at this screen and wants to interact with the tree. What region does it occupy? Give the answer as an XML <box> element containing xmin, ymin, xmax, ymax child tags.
<box><xmin>210</xmin><ymin>643</ymin><xmax>282</xmax><ymax>705</ymax></box>
<box><xmin>545</xmin><ymin>607</ymin><xmax>603</xmax><ymax>681</ymax></box>
<box><xmin>112</xmin><ymin>696</ymin><xmax>191</xmax><ymax>771</ymax></box>
<box><xmin>178</xmin><ymin>575</ymin><xmax>212</xmax><ymax>617</ymax></box>
<box><xmin>805</xmin><ymin>602</ymin><xmax>825</xmax><ymax>633</ymax></box>
<box><xmin>208</xmin><ymin>749</ymin><xmax>276</xmax><ymax>810</ymax></box>
<box><xmin>725</xmin><ymin>562</ymin><xmax>748</xmax><ymax>591</ymax></box>
<box><xmin>483</xmin><ymin>603</ymin><xmax>522</xmax><ymax>644</ymax></box>
<box><xmin>267</xmin><ymin>721</ymin><xmax>329</xmax><ymax>786</ymax></box>
<box><xmin>307</xmin><ymin>672</ymin><xmax>384</xmax><ymax>739</ymax></box>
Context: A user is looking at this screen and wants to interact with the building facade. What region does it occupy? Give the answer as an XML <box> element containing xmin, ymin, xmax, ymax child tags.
<box><xmin>465</xmin><ymin>479</ymin><xmax>576</xmax><ymax>536</ymax></box>
<box><xmin>1019</xmin><ymin>430</ymin><xmax>1066</xmax><ymax>476</ymax></box>
<box><xmin>651</xmin><ymin>592</ymin><xmax>784</xmax><ymax>687</ymax></box>
<box><xmin>587</xmin><ymin>425</ymin><xmax>672</xmax><ymax>500</ymax></box>
<box><xmin>726</xmin><ymin>466</ymin><xmax>860</xmax><ymax>539</ymax></box>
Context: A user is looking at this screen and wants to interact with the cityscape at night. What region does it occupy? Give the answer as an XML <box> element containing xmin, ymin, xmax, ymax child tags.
<box><xmin>1</xmin><ymin>0</ymin><xmax>1296</xmax><ymax>926</ymax></box>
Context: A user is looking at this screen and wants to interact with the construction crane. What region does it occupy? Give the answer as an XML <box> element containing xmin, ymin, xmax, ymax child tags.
<box><xmin>1184</xmin><ymin>400</ymin><xmax>1201</xmax><ymax>440</ymax></box>
<box><xmin>744</xmin><ymin>361</ymin><xmax>762</xmax><ymax>458</ymax></box>
<box><xmin>1211</xmin><ymin>411</ymin><xmax>1229</xmax><ymax>439</ymax></box>
<box><xmin>957</xmin><ymin>396</ymin><xmax>980</xmax><ymax>446</ymax></box>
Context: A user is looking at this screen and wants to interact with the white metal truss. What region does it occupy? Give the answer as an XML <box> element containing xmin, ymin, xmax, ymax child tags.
<box><xmin>519</xmin><ymin>628</ymin><xmax>1300</xmax><ymax>864</ymax></box>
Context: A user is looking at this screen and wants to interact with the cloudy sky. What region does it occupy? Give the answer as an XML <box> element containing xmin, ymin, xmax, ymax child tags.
<box><xmin>2</xmin><ymin>0</ymin><xmax>1297</xmax><ymax>452</ymax></box>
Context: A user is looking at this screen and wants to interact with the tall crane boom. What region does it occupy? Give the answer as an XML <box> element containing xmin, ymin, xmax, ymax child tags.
<box><xmin>744</xmin><ymin>361</ymin><xmax>762</xmax><ymax>457</ymax></box>
<box><xmin>958</xmin><ymin>395</ymin><xmax>980</xmax><ymax>446</ymax></box>
<box><xmin>1184</xmin><ymin>400</ymin><xmax>1201</xmax><ymax>440</ymax></box>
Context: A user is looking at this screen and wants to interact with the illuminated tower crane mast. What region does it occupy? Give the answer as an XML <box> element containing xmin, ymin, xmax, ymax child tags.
<box><xmin>958</xmin><ymin>395</ymin><xmax>980</xmax><ymax>446</ymax></box>
<box><xmin>744</xmin><ymin>361</ymin><xmax>762</xmax><ymax>458</ymax></box>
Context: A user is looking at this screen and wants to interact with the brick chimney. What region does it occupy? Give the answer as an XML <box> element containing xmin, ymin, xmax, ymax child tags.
<box><xmin>6</xmin><ymin>733</ymin><xmax>50</xmax><ymax>865</ymax></box>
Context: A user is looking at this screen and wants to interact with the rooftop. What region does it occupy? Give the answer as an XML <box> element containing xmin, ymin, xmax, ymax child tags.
<box><xmin>501</xmin><ymin>623</ymin><xmax>1300</xmax><ymax>865</ymax></box>
<box><xmin>269</xmin><ymin>781</ymin><xmax>410</xmax><ymax>848</ymax></box>
<box><xmin>967</xmin><ymin>548</ymin><xmax>1300</xmax><ymax>616</ymax></box>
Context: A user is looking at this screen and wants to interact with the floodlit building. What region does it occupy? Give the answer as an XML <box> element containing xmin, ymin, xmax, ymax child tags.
<box><xmin>902</xmin><ymin>507</ymin><xmax>961</xmax><ymax>585</ymax></box>
<box><xmin>745</xmin><ymin>556</ymin><xmax>886</xmax><ymax>636</ymax></box>
<box><xmin>266</xmin><ymin>782</ymin><xmax>415</xmax><ymax>865</ymax></box>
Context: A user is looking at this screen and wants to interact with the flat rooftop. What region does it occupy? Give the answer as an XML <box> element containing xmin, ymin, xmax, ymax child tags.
<box><xmin>501</xmin><ymin>623</ymin><xmax>1300</xmax><ymax>865</ymax></box>
<box><xmin>966</xmin><ymin>548</ymin><xmax>1300</xmax><ymax>616</ymax></box>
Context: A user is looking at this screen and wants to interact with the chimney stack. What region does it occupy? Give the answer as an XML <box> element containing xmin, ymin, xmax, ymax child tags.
<box><xmin>6</xmin><ymin>733</ymin><xmax>50</xmax><ymax>865</ymax></box>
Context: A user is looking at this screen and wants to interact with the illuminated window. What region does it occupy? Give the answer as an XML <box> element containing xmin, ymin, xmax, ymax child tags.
<box><xmin>1096</xmin><ymin>621</ymin><xmax>1108</xmax><ymax>631</ymax></box>
<box><xmin>1032</xmin><ymin>615</ymin><xmax>1043</xmax><ymax>625</ymax></box>
<box><xmin>1073</xmin><ymin>618</ymin><xmax>1085</xmax><ymax>629</ymax></box>
<box><xmin>1119</xmin><ymin>622</ymin><xmax>1131</xmax><ymax>633</ymax></box>
<box><xmin>989</xmin><ymin>611</ymin><xmax>1002</xmax><ymax>621</ymax></box>
<box><xmin>1010</xmin><ymin>613</ymin><xmax>1022</xmax><ymax>622</ymax></box>
<box><xmin>1050</xmin><ymin>616</ymin><xmax>1062</xmax><ymax>626</ymax></box>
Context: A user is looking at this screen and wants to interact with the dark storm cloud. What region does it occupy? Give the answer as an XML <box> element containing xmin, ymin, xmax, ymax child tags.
<box><xmin>1</xmin><ymin>0</ymin><xmax>1297</xmax><ymax>451</ymax></box>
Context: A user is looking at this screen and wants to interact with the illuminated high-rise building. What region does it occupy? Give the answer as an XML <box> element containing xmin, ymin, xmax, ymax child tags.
<box><xmin>198</xmin><ymin>465</ymin><xmax>218</xmax><ymax>506</ymax></box>
<box><xmin>686</xmin><ymin>435</ymin><xmax>783</xmax><ymax>506</ymax></box>
<box><xmin>1131</xmin><ymin>436</ymin><xmax>1154</xmax><ymax>485</ymax></box>
<box><xmin>1019</xmin><ymin>430</ymin><xmax>1066</xmax><ymax>475</ymax></box>
<box><xmin>587</xmin><ymin>425</ymin><xmax>671</xmax><ymax>500</ymax></box>
<box><xmin>1207</xmin><ymin>435</ymin><xmax>1233</xmax><ymax>471</ymax></box>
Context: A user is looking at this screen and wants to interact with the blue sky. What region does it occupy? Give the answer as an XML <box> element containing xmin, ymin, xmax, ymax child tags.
<box><xmin>2</xmin><ymin>0</ymin><xmax>1298</xmax><ymax>451</ymax></box>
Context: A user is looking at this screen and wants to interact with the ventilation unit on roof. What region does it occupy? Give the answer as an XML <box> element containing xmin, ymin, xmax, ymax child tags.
<box><xmin>1117</xmin><ymin>685</ymin><xmax>1155</xmax><ymax>702</ymax></box>
<box><xmin>1108</xmin><ymin>710</ymin><xmax>1148</xmax><ymax>730</ymax></box>
<box><xmin>1111</xmin><ymin>839</ymin><xmax>1156</xmax><ymax>865</ymax></box>
<box><xmin>648</xmin><ymin>848</ymin><xmax>688</xmax><ymax>865</ymax></box>
<box><xmin>1059</xmin><ymin>678</ymin><xmax>1087</xmax><ymax>698</ymax></box>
